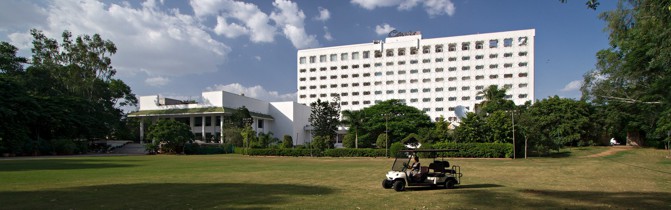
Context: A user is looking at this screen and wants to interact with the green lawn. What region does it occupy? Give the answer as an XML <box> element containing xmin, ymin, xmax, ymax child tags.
<box><xmin>1</xmin><ymin>147</ymin><xmax>670</xmax><ymax>209</ymax></box>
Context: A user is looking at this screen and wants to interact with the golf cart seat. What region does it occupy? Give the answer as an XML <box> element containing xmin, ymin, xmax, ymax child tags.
<box><xmin>427</xmin><ymin>162</ymin><xmax>445</xmax><ymax>177</ymax></box>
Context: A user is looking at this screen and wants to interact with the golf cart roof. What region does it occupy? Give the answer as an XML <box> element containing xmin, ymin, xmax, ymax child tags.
<box><xmin>398</xmin><ymin>149</ymin><xmax>459</xmax><ymax>153</ymax></box>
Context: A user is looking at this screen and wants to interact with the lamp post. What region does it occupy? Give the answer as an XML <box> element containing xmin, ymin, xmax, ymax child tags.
<box><xmin>512</xmin><ymin>110</ymin><xmax>516</xmax><ymax>159</ymax></box>
<box><xmin>243</xmin><ymin>117</ymin><xmax>253</xmax><ymax>154</ymax></box>
<box><xmin>384</xmin><ymin>114</ymin><xmax>389</xmax><ymax>158</ymax></box>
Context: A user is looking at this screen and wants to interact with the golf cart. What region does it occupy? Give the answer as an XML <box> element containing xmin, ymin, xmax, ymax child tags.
<box><xmin>382</xmin><ymin>149</ymin><xmax>462</xmax><ymax>191</ymax></box>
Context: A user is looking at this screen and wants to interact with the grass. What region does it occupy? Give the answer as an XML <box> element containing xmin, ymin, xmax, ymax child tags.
<box><xmin>1</xmin><ymin>147</ymin><xmax>670</xmax><ymax>209</ymax></box>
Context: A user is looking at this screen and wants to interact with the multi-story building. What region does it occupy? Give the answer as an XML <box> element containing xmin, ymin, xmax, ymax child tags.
<box><xmin>297</xmin><ymin>29</ymin><xmax>535</xmax><ymax>122</ymax></box>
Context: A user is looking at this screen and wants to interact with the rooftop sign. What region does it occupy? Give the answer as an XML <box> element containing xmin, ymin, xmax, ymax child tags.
<box><xmin>388</xmin><ymin>30</ymin><xmax>421</xmax><ymax>37</ymax></box>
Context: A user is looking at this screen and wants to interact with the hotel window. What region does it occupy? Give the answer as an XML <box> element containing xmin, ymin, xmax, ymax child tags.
<box><xmin>319</xmin><ymin>55</ymin><xmax>326</xmax><ymax>62</ymax></box>
<box><xmin>374</xmin><ymin>91</ymin><xmax>382</xmax><ymax>95</ymax></box>
<box><xmin>448</xmin><ymin>67</ymin><xmax>457</xmax><ymax>71</ymax></box>
<box><xmin>352</xmin><ymin>83</ymin><xmax>360</xmax><ymax>87</ymax></box>
<box><xmin>462</xmin><ymin>86</ymin><xmax>470</xmax><ymax>90</ymax></box>
<box><xmin>299</xmin><ymin>57</ymin><xmax>306</xmax><ymax>64</ymax></box>
<box><xmin>375</xmin><ymin>50</ymin><xmax>382</xmax><ymax>58</ymax></box>
<box><xmin>363</xmin><ymin>64</ymin><xmax>371</xmax><ymax>68</ymax></box>
<box><xmin>352</xmin><ymin>74</ymin><xmax>359</xmax><ymax>78</ymax></box>
<box><xmin>352</xmin><ymin>101</ymin><xmax>359</xmax><ymax>105</ymax></box>
<box><xmin>504</xmin><ymin>63</ymin><xmax>513</xmax><ymax>68</ymax></box>
<box><xmin>299</xmin><ymin>77</ymin><xmax>306</xmax><ymax>81</ymax></box>
<box><xmin>448</xmin><ymin>107</ymin><xmax>455</xmax><ymax>111</ymax></box>
<box><xmin>309</xmin><ymin>86</ymin><xmax>316</xmax><ymax>89</ymax></box>
<box><xmin>341</xmin><ymin>101</ymin><xmax>348</xmax><ymax>105</ymax></box>
<box><xmin>519</xmin><ymin>73</ymin><xmax>528</xmax><ymax>77</ymax></box>
<box><xmin>309</xmin><ymin>56</ymin><xmax>316</xmax><ymax>63</ymax></box>
<box><xmin>410</xmin><ymin>69</ymin><xmax>419</xmax><ymax>74</ymax></box>
<box><xmin>299</xmin><ymin>86</ymin><xmax>306</xmax><ymax>90</ymax></box>
<box><xmin>352</xmin><ymin>52</ymin><xmax>360</xmax><ymax>60</ymax></box>
<box><xmin>461</xmin><ymin>42</ymin><xmax>470</xmax><ymax>50</ymax></box>
<box><xmin>519</xmin><ymin>51</ymin><xmax>528</xmax><ymax>56</ymax></box>
<box><xmin>489</xmin><ymin>54</ymin><xmax>498</xmax><ymax>58</ymax></box>
<box><xmin>330</xmin><ymin>66</ymin><xmax>337</xmax><ymax>70</ymax></box>
<box><xmin>363</xmin><ymin>101</ymin><xmax>371</xmax><ymax>105</ymax></box>
<box><xmin>386</xmin><ymin>81</ymin><xmax>394</xmax><ymax>85</ymax></box>
<box><xmin>504</xmin><ymin>84</ymin><xmax>513</xmax><ymax>89</ymax></box>
<box><xmin>422</xmin><ymin>78</ymin><xmax>431</xmax><ymax>83</ymax></box>
<box><xmin>489</xmin><ymin>39</ymin><xmax>498</xmax><ymax>48</ymax></box>
<box><xmin>309</xmin><ymin>77</ymin><xmax>316</xmax><ymax>81</ymax></box>
<box><xmin>519</xmin><ymin>62</ymin><xmax>528</xmax><ymax>67</ymax></box>
<box><xmin>374</xmin><ymin>62</ymin><xmax>382</xmax><ymax>67</ymax></box>
<box><xmin>410</xmin><ymin>79</ymin><xmax>418</xmax><ymax>83</ymax></box>
<box><xmin>435</xmin><ymin>68</ymin><xmax>444</xmax><ymax>72</ymax></box>
<box><xmin>462</xmin><ymin>66</ymin><xmax>471</xmax><ymax>71</ymax></box>
<box><xmin>476</xmin><ymin>41</ymin><xmax>484</xmax><ymax>49</ymax></box>
<box><xmin>490</xmin><ymin>75</ymin><xmax>499</xmax><ymax>79</ymax></box>
<box><xmin>504</xmin><ymin>52</ymin><xmax>513</xmax><ymax>58</ymax></box>
<box><xmin>386</xmin><ymin>90</ymin><xmax>394</xmax><ymax>94</ymax></box>
<box><xmin>330</xmin><ymin>84</ymin><xmax>337</xmax><ymax>88</ymax></box>
<box><xmin>320</xmin><ymin>94</ymin><xmax>327</xmax><ymax>97</ymax></box>
<box><xmin>436</xmin><ymin>107</ymin><xmax>444</xmax><ymax>111</ymax></box>
<box><xmin>398</xmin><ymin>80</ymin><xmax>406</xmax><ymax>84</ymax></box>
<box><xmin>475</xmin><ymin>55</ymin><xmax>484</xmax><ymax>60</ymax></box>
<box><xmin>374</xmin><ymin>72</ymin><xmax>382</xmax><ymax>76</ymax></box>
<box><xmin>398</xmin><ymin>61</ymin><xmax>406</xmax><ymax>65</ymax></box>
<box><xmin>476</xmin><ymin>96</ymin><xmax>483</xmax><ymax>100</ymax></box>
<box><xmin>436</xmin><ymin>77</ymin><xmax>444</xmax><ymax>82</ymax></box>
<box><xmin>436</xmin><ymin>97</ymin><xmax>444</xmax><ymax>102</ymax></box>
<box><xmin>341</xmin><ymin>53</ymin><xmax>348</xmax><ymax>61</ymax></box>
<box><xmin>410</xmin><ymin>59</ymin><xmax>418</xmax><ymax>64</ymax></box>
<box><xmin>423</xmin><ymin>98</ymin><xmax>431</xmax><ymax>102</ymax></box>
<box><xmin>410</xmin><ymin>98</ymin><xmax>418</xmax><ymax>102</ymax></box>
<box><xmin>386</xmin><ymin>49</ymin><xmax>394</xmax><ymax>57</ymax></box>
<box><xmin>320</xmin><ymin>76</ymin><xmax>327</xmax><ymax>80</ymax></box>
<box><xmin>504</xmin><ymin>38</ymin><xmax>513</xmax><ymax>47</ymax></box>
<box><xmin>410</xmin><ymin>47</ymin><xmax>418</xmax><ymax>55</ymax></box>
<box><xmin>448</xmin><ymin>43</ymin><xmax>456</xmax><ymax>52</ymax></box>
<box><xmin>341</xmin><ymin>74</ymin><xmax>348</xmax><ymax>78</ymax></box>
<box><xmin>341</xmin><ymin>92</ymin><xmax>349</xmax><ymax>96</ymax></box>
<box><xmin>448</xmin><ymin>97</ymin><xmax>457</xmax><ymax>101</ymax></box>
<box><xmin>422</xmin><ymin>45</ymin><xmax>430</xmax><ymax>54</ymax></box>
<box><xmin>363</xmin><ymin>91</ymin><xmax>371</xmax><ymax>95</ymax></box>
<box><xmin>341</xmin><ymin>83</ymin><xmax>348</xmax><ymax>87</ymax></box>
<box><xmin>476</xmin><ymin>65</ymin><xmax>484</xmax><ymax>70</ymax></box>
<box><xmin>352</xmin><ymin>92</ymin><xmax>360</xmax><ymax>96</ymax></box>
<box><xmin>374</xmin><ymin>81</ymin><xmax>382</xmax><ymax>85</ymax></box>
<box><xmin>363</xmin><ymin>73</ymin><xmax>371</xmax><ymax>77</ymax></box>
<box><xmin>489</xmin><ymin>64</ymin><xmax>499</xmax><ymax>69</ymax></box>
<box><xmin>330</xmin><ymin>75</ymin><xmax>337</xmax><ymax>79</ymax></box>
<box><xmin>475</xmin><ymin>85</ymin><xmax>484</xmax><ymax>90</ymax></box>
<box><xmin>518</xmin><ymin>36</ymin><xmax>528</xmax><ymax>46</ymax></box>
<box><xmin>435</xmin><ymin>58</ymin><xmax>444</xmax><ymax>62</ymax></box>
<box><xmin>448</xmin><ymin>57</ymin><xmax>457</xmax><ymax>61</ymax></box>
<box><xmin>320</xmin><ymin>67</ymin><xmax>327</xmax><ymax>71</ymax></box>
<box><xmin>423</xmin><ymin>69</ymin><xmax>431</xmax><ymax>73</ymax></box>
<box><xmin>398</xmin><ymin>48</ymin><xmax>406</xmax><ymax>56</ymax></box>
<box><xmin>462</xmin><ymin>56</ymin><xmax>470</xmax><ymax>61</ymax></box>
<box><xmin>410</xmin><ymin>89</ymin><xmax>419</xmax><ymax>93</ymax></box>
<box><xmin>448</xmin><ymin>87</ymin><xmax>457</xmax><ymax>91</ymax></box>
<box><xmin>341</xmin><ymin>65</ymin><xmax>348</xmax><ymax>69</ymax></box>
<box><xmin>448</xmin><ymin>77</ymin><xmax>457</xmax><ymax>81</ymax></box>
<box><xmin>435</xmin><ymin>87</ymin><xmax>444</xmax><ymax>92</ymax></box>
<box><xmin>435</xmin><ymin>44</ymin><xmax>443</xmax><ymax>53</ymax></box>
<box><xmin>398</xmin><ymin>70</ymin><xmax>406</xmax><ymax>75</ymax></box>
<box><xmin>299</xmin><ymin>95</ymin><xmax>306</xmax><ymax>98</ymax></box>
<box><xmin>386</xmin><ymin>71</ymin><xmax>394</xmax><ymax>75</ymax></box>
<box><xmin>422</xmin><ymin>88</ymin><xmax>431</xmax><ymax>93</ymax></box>
<box><xmin>352</xmin><ymin>64</ymin><xmax>359</xmax><ymax>69</ymax></box>
<box><xmin>462</xmin><ymin>96</ymin><xmax>470</xmax><ymax>101</ymax></box>
<box><xmin>363</xmin><ymin>51</ymin><xmax>370</xmax><ymax>59</ymax></box>
<box><xmin>519</xmin><ymin>83</ymin><xmax>528</xmax><ymax>88</ymax></box>
<box><xmin>504</xmin><ymin>74</ymin><xmax>513</xmax><ymax>78</ymax></box>
<box><xmin>518</xmin><ymin>94</ymin><xmax>528</xmax><ymax>98</ymax></box>
<box><xmin>363</xmin><ymin>82</ymin><xmax>371</xmax><ymax>86</ymax></box>
<box><xmin>310</xmin><ymin>94</ymin><xmax>316</xmax><ymax>98</ymax></box>
<box><xmin>505</xmin><ymin>95</ymin><xmax>513</xmax><ymax>99</ymax></box>
<box><xmin>398</xmin><ymin>89</ymin><xmax>406</xmax><ymax>93</ymax></box>
<box><xmin>476</xmin><ymin>75</ymin><xmax>485</xmax><ymax>80</ymax></box>
<box><xmin>299</xmin><ymin>69</ymin><xmax>306</xmax><ymax>73</ymax></box>
<box><xmin>422</xmin><ymin>59</ymin><xmax>431</xmax><ymax>63</ymax></box>
<box><xmin>330</xmin><ymin>93</ymin><xmax>340</xmax><ymax>97</ymax></box>
<box><xmin>386</xmin><ymin>62</ymin><xmax>394</xmax><ymax>66</ymax></box>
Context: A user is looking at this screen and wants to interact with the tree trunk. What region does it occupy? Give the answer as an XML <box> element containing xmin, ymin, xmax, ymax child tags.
<box><xmin>626</xmin><ymin>130</ymin><xmax>643</xmax><ymax>147</ymax></box>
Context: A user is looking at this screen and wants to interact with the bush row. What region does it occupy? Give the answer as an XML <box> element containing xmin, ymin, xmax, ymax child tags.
<box><xmin>183</xmin><ymin>143</ymin><xmax>235</xmax><ymax>155</ymax></box>
<box><xmin>431</xmin><ymin>142</ymin><xmax>513</xmax><ymax>158</ymax></box>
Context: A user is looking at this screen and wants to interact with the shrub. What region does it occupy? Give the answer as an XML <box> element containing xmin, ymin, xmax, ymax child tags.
<box><xmin>342</xmin><ymin>133</ymin><xmax>356</xmax><ymax>148</ymax></box>
<box><xmin>376</xmin><ymin>133</ymin><xmax>388</xmax><ymax>149</ymax></box>
<box><xmin>311</xmin><ymin>136</ymin><xmax>329</xmax><ymax>150</ymax></box>
<box><xmin>184</xmin><ymin>143</ymin><xmax>229</xmax><ymax>155</ymax></box>
<box><xmin>281</xmin><ymin>135</ymin><xmax>293</xmax><ymax>148</ymax></box>
<box><xmin>147</xmin><ymin>119</ymin><xmax>194</xmax><ymax>154</ymax></box>
<box><xmin>247</xmin><ymin>148</ymin><xmax>323</xmax><ymax>157</ymax></box>
<box><xmin>324</xmin><ymin>148</ymin><xmax>386</xmax><ymax>157</ymax></box>
<box><xmin>389</xmin><ymin>142</ymin><xmax>405</xmax><ymax>157</ymax></box>
<box><xmin>432</xmin><ymin>142</ymin><xmax>513</xmax><ymax>158</ymax></box>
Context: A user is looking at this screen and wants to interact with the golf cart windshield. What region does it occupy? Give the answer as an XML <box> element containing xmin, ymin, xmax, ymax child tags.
<box><xmin>391</xmin><ymin>155</ymin><xmax>412</xmax><ymax>171</ymax></box>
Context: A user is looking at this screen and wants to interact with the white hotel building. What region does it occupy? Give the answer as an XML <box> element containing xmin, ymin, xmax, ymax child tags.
<box><xmin>297</xmin><ymin>29</ymin><xmax>535</xmax><ymax>122</ymax></box>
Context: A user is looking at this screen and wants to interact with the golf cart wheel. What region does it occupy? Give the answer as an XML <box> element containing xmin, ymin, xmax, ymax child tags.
<box><xmin>445</xmin><ymin>180</ymin><xmax>456</xmax><ymax>189</ymax></box>
<box><xmin>392</xmin><ymin>180</ymin><xmax>406</xmax><ymax>191</ymax></box>
<box><xmin>382</xmin><ymin>179</ymin><xmax>393</xmax><ymax>189</ymax></box>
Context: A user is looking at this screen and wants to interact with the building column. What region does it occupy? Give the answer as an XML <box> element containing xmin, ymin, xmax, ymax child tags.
<box><xmin>220</xmin><ymin>115</ymin><xmax>225</xmax><ymax>144</ymax></box>
<box><xmin>139</xmin><ymin>119</ymin><xmax>144</xmax><ymax>145</ymax></box>
<box><xmin>201</xmin><ymin>116</ymin><xmax>206</xmax><ymax>140</ymax></box>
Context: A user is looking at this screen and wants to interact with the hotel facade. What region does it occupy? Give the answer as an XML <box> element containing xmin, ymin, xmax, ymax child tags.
<box><xmin>297</xmin><ymin>29</ymin><xmax>535</xmax><ymax>122</ymax></box>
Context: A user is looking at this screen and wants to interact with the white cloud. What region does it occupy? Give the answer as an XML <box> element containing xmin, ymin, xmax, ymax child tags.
<box><xmin>323</xmin><ymin>26</ymin><xmax>333</xmax><ymax>41</ymax></box>
<box><xmin>205</xmin><ymin>83</ymin><xmax>296</xmax><ymax>102</ymax></box>
<box><xmin>351</xmin><ymin>0</ymin><xmax>455</xmax><ymax>17</ymax></box>
<box><xmin>270</xmin><ymin>0</ymin><xmax>319</xmax><ymax>49</ymax></box>
<box><xmin>190</xmin><ymin>0</ymin><xmax>276</xmax><ymax>43</ymax></box>
<box><xmin>5</xmin><ymin>0</ymin><xmax>231</xmax><ymax>80</ymax></box>
<box><xmin>145</xmin><ymin>76</ymin><xmax>170</xmax><ymax>87</ymax></box>
<box><xmin>561</xmin><ymin>80</ymin><xmax>583</xmax><ymax>92</ymax></box>
<box><xmin>214</xmin><ymin>16</ymin><xmax>250</xmax><ymax>38</ymax></box>
<box><xmin>375</xmin><ymin>23</ymin><xmax>395</xmax><ymax>35</ymax></box>
<box><xmin>314</xmin><ymin>7</ymin><xmax>330</xmax><ymax>21</ymax></box>
<box><xmin>7</xmin><ymin>32</ymin><xmax>33</xmax><ymax>49</ymax></box>
<box><xmin>254</xmin><ymin>56</ymin><xmax>262</xmax><ymax>61</ymax></box>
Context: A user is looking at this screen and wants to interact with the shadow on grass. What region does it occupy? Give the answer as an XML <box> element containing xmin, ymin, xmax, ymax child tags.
<box><xmin>0</xmin><ymin>159</ymin><xmax>140</xmax><ymax>172</ymax></box>
<box><xmin>405</xmin><ymin>184</ymin><xmax>502</xmax><ymax>192</ymax></box>
<box><xmin>547</xmin><ymin>151</ymin><xmax>571</xmax><ymax>158</ymax></box>
<box><xmin>0</xmin><ymin>183</ymin><xmax>335</xmax><ymax>209</ymax></box>
<box><xmin>458</xmin><ymin>184</ymin><xmax>503</xmax><ymax>189</ymax></box>
<box><xmin>457</xmin><ymin>188</ymin><xmax>671</xmax><ymax>209</ymax></box>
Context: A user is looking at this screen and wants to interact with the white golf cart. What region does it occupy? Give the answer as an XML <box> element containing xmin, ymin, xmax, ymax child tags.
<box><xmin>382</xmin><ymin>149</ymin><xmax>462</xmax><ymax>191</ymax></box>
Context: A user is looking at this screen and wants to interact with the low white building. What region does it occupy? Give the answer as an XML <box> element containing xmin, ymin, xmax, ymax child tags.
<box><xmin>128</xmin><ymin>91</ymin><xmax>312</xmax><ymax>146</ymax></box>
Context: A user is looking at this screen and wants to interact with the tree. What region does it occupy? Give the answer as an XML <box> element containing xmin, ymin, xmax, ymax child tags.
<box><xmin>454</xmin><ymin>113</ymin><xmax>489</xmax><ymax>143</ymax></box>
<box><xmin>341</xmin><ymin>109</ymin><xmax>365</xmax><ymax>148</ymax></box>
<box><xmin>281</xmin><ymin>135</ymin><xmax>293</xmax><ymax>148</ymax></box>
<box><xmin>147</xmin><ymin>119</ymin><xmax>194</xmax><ymax>154</ymax></box>
<box><xmin>376</xmin><ymin>133</ymin><xmax>388</xmax><ymax>149</ymax></box>
<box><xmin>476</xmin><ymin>85</ymin><xmax>515</xmax><ymax>115</ymax></box>
<box><xmin>355</xmin><ymin>100</ymin><xmax>433</xmax><ymax>148</ymax></box>
<box><xmin>581</xmin><ymin>0</ymin><xmax>671</xmax><ymax>146</ymax></box>
<box><xmin>309</xmin><ymin>97</ymin><xmax>341</xmax><ymax>148</ymax></box>
<box><xmin>559</xmin><ymin>0</ymin><xmax>601</xmax><ymax>10</ymax></box>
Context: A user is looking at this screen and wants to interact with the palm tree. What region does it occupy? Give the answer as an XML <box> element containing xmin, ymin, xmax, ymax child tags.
<box><xmin>476</xmin><ymin>85</ymin><xmax>510</xmax><ymax>114</ymax></box>
<box><xmin>341</xmin><ymin>110</ymin><xmax>365</xmax><ymax>148</ymax></box>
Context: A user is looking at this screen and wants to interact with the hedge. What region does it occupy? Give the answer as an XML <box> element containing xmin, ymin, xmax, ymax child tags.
<box><xmin>431</xmin><ymin>142</ymin><xmax>513</xmax><ymax>158</ymax></box>
<box><xmin>246</xmin><ymin>148</ymin><xmax>324</xmax><ymax>156</ymax></box>
<box><xmin>184</xmin><ymin>143</ymin><xmax>235</xmax><ymax>155</ymax></box>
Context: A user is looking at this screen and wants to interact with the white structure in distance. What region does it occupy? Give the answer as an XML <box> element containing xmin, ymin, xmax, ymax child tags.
<box><xmin>297</xmin><ymin>29</ymin><xmax>535</xmax><ymax>123</ymax></box>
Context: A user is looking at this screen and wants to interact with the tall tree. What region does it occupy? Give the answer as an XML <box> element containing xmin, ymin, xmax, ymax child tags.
<box><xmin>341</xmin><ymin>109</ymin><xmax>365</xmax><ymax>148</ymax></box>
<box><xmin>309</xmin><ymin>97</ymin><xmax>341</xmax><ymax>148</ymax></box>
<box><xmin>356</xmin><ymin>99</ymin><xmax>433</xmax><ymax>148</ymax></box>
<box><xmin>581</xmin><ymin>0</ymin><xmax>671</xmax><ymax>146</ymax></box>
<box><xmin>476</xmin><ymin>85</ymin><xmax>515</xmax><ymax>115</ymax></box>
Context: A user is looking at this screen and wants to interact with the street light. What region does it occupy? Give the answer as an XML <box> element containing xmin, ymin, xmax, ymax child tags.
<box><xmin>382</xmin><ymin>112</ymin><xmax>402</xmax><ymax>158</ymax></box>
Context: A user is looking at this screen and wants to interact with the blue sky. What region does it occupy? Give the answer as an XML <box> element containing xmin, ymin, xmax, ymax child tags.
<box><xmin>0</xmin><ymin>0</ymin><xmax>615</xmax><ymax>105</ymax></box>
